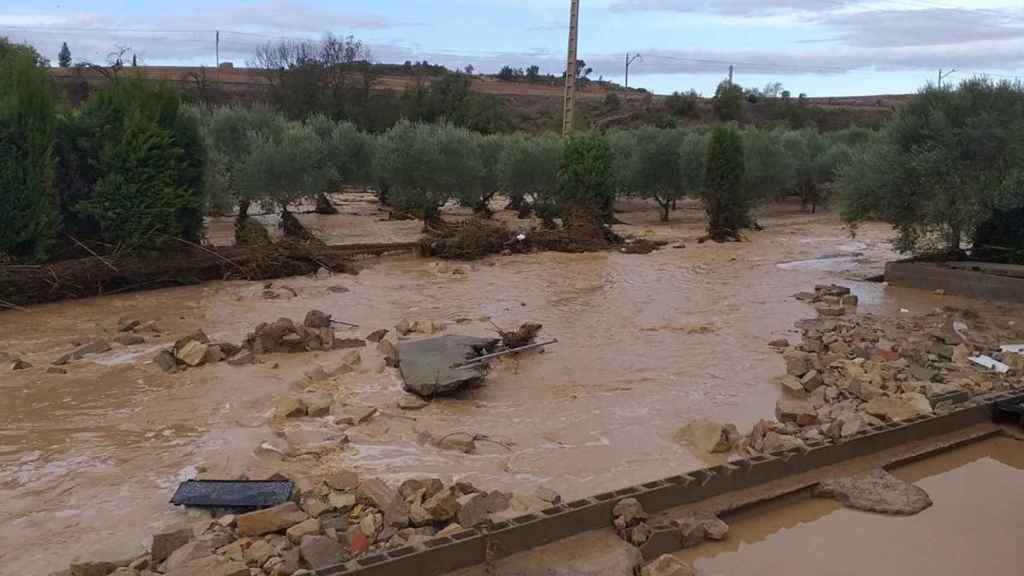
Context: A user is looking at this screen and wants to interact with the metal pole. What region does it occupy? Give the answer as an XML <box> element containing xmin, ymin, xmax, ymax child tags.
<box><xmin>562</xmin><ymin>0</ymin><xmax>580</xmax><ymax>136</ymax></box>
<box><xmin>216</xmin><ymin>30</ymin><xmax>220</xmax><ymax>68</ymax></box>
<box><xmin>728</xmin><ymin>65</ymin><xmax>733</xmax><ymax>86</ymax></box>
<box><xmin>625</xmin><ymin>52</ymin><xmax>640</xmax><ymax>89</ymax></box>
<box><xmin>451</xmin><ymin>339</ymin><xmax>559</xmax><ymax>369</ymax></box>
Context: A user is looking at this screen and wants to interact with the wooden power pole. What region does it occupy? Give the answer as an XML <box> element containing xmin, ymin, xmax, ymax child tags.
<box><xmin>562</xmin><ymin>0</ymin><xmax>580</xmax><ymax>136</ymax></box>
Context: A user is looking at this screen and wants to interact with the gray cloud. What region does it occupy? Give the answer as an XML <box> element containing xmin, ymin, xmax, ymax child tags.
<box><xmin>609</xmin><ymin>0</ymin><xmax>860</xmax><ymax>16</ymax></box>
<box><xmin>822</xmin><ymin>8</ymin><xmax>1024</xmax><ymax>48</ymax></box>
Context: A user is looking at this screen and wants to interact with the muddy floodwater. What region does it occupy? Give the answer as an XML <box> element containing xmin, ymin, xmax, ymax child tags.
<box><xmin>2</xmin><ymin>200</ymin><xmax>1022</xmax><ymax>574</ymax></box>
<box><xmin>675</xmin><ymin>436</ymin><xmax>1024</xmax><ymax>575</ymax></box>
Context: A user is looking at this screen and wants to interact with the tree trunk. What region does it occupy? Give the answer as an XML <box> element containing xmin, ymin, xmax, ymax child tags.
<box><xmin>656</xmin><ymin>196</ymin><xmax>670</xmax><ymax>222</ymax></box>
<box><xmin>314</xmin><ymin>193</ymin><xmax>338</xmax><ymax>215</ymax></box>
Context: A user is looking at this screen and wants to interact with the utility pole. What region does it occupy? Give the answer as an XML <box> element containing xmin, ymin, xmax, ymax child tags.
<box><xmin>562</xmin><ymin>0</ymin><xmax>580</xmax><ymax>136</ymax></box>
<box><xmin>216</xmin><ymin>30</ymin><xmax>220</xmax><ymax>67</ymax></box>
<box><xmin>624</xmin><ymin>52</ymin><xmax>641</xmax><ymax>88</ymax></box>
<box><xmin>728</xmin><ymin>65</ymin><xmax>734</xmax><ymax>86</ymax></box>
<box><xmin>938</xmin><ymin>68</ymin><xmax>956</xmax><ymax>89</ymax></box>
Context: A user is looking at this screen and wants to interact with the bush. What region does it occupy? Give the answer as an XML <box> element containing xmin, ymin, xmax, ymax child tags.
<box><xmin>604</xmin><ymin>92</ymin><xmax>622</xmax><ymax>112</ymax></box>
<box><xmin>62</xmin><ymin>79</ymin><xmax>206</xmax><ymax>249</ymax></box>
<box><xmin>0</xmin><ymin>48</ymin><xmax>59</xmax><ymax>261</ymax></box>
<box><xmin>557</xmin><ymin>131</ymin><xmax>616</xmax><ymax>227</ymax></box>
<box><xmin>665</xmin><ymin>90</ymin><xmax>700</xmax><ymax>118</ymax></box>
<box><xmin>498</xmin><ymin>133</ymin><xmax>561</xmax><ymax>217</ymax></box>
<box><xmin>712</xmin><ymin>81</ymin><xmax>744</xmax><ymax>122</ymax></box>
<box><xmin>702</xmin><ymin>124</ymin><xmax>750</xmax><ymax>240</ymax></box>
<box><xmin>838</xmin><ymin>78</ymin><xmax>1024</xmax><ymax>255</ymax></box>
<box><xmin>614</xmin><ymin>127</ymin><xmax>687</xmax><ymax>221</ymax></box>
<box><xmin>377</xmin><ymin>121</ymin><xmax>482</xmax><ymax>224</ymax></box>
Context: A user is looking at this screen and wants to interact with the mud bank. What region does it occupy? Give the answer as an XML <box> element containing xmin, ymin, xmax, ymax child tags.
<box><xmin>3</xmin><ymin>205</ymin><xmax>1023</xmax><ymax>575</ymax></box>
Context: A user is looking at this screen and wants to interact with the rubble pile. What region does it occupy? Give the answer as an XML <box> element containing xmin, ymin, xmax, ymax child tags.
<box><xmin>65</xmin><ymin>475</ymin><xmax>559</xmax><ymax>576</ymax></box>
<box><xmin>739</xmin><ymin>284</ymin><xmax>1024</xmax><ymax>454</ymax></box>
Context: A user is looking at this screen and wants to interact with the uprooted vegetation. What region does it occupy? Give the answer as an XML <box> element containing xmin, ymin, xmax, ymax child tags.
<box><xmin>419</xmin><ymin>217</ymin><xmax>618</xmax><ymax>260</ymax></box>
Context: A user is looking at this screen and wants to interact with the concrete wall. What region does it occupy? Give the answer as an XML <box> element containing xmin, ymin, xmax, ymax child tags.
<box><xmin>316</xmin><ymin>390</ymin><xmax>1023</xmax><ymax>576</ymax></box>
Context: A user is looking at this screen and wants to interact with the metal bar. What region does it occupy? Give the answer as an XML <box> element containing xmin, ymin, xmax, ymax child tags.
<box><xmin>450</xmin><ymin>339</ymin><xmax>558</xmax><ymax>369</ymax></box>
<box><xmin>330</xmin><ymin>320</ymin><xmax>360</xmax><ymax>328</ymax></box>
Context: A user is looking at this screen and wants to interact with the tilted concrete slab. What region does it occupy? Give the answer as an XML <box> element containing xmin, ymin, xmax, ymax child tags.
<box><xmin>396</xmin><ymin>335</ymin><xmax>500</xmax><ymax>397</ymax></box>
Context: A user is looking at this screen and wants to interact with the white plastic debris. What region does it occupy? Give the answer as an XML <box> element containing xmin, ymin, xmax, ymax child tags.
<box><xmin>900</xmin><ymin>308</ymin><xmax>910</xmax><ymax>313</ymax></box>
<box><xmin>969</xmin><ymin>355</ymin><xmax>1010</xmax><ymax>374</ymax></box>
<box><xmin>1000</xmin><ymin>344</ymin><xmax>1024</xmax><ymax>355</ymax></box>
<box><xmin>516</xmin><ymin>233</ymin><xmax>526</xmax><ymax>242</ymax></box>
<box><xmin>952</xmin><ymin>321</ymin><xmax>969</xmax><ymax>340</ymax></box>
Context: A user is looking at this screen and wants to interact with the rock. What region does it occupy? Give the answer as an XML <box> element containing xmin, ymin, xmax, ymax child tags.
<box><xmin>849</xmin><ymin>377</ymin><xmax>884</xmax><ymax>402</ymax></box>
<box><xmin>413</xmin><ymin>319</ymin><xmax>441</xmax><ymax>334</ymax></box>
<box><xmin>794</xmin><ymin>291</ymin><xmax>817</xmax><ymax>302</ymax></box>
<box><xmin>749</xmin><ymin>419</ymin><xmax>777</xmax><ymax>451</ymax></box>
<box><xmin>783</xmin><ymin>349</ymin><xmax>814</xmax><ymax>377</ymax></box>
<box><xmin>533</xmin><ymin>487</ymin><xmax>562</xmax><ymax>505</ymax></box>
<box><xmin>816</xmin><ymin>468</ymin><xmax>932</xmax><ymax>515</ymax></box>
<box><xmin>165</xmin><ymin>558</ymin><xmax>248</xmax><ymax>576</ymax></box>
<box><xmin>626</xmin><ymin>522</ymin><xmax>653</xmax><ymax>545</ymax></box>
<box><xmin>437</xmin><ymin>434</ymin><xmax>476</xmax><ymax>454</ymax></box>
<box><xmin>304</xmin><ymin>310</ymin><xmax>332</xmax><ymax>329</ymax></box>
<box><xmin>357</xmin><ymin>478</ymin><xmax>409</xmax><ymax>527</ymax></box>
<box><xmin>768</xmin><ymin>338</ymin><xmax>790</xmax><ymax>348</ymax></box>
<box><xmin>298</xmin><ymin>536</ymin><xmax>349</xmax><ymax>571</ymax></box>
<box><xmin>274</xmin><ymin>398</ymin><xmax>307</xmax><ymax>419</ymax></box>
<box><xmin>815</xmin><ymin>284</ymin><xmax>851</xmax><ymax>296</ymax></box>
<box><xmin>109</xmin><ymin>569</ymin><xmax>138</xmax><ymax>576</ymax></box>
<box><xmin>359</xmin><ymin>513</ymin><xmax>379</xmax><ymax>540</ymax></box>
<box><xmin>244</xmin><ymin>539</ymin><xmax>274</xmax><ymax>565</ymax></box>
<box><xmin>315</xmin><ymin>267</ymin><xmax>332</xmax><ymax>280</ymax></box>
<box><xmin>863</xmin><ymin>393</ymin><xmax>932</xmax><ymax>422</ymax></box>
<box><xmin>762</xmin><ymin>432</ymin><xmax>807</xmax><ymax>452</ymax></box>
<box><xmin>217</xmin><ymin>515</ymin><xmax>236</xmax><ymax>528</ymax></box>
<box><xmin>118</xmin><ymin>319</ymin><xmax>141</xmax><ymax>332</ymax></box>
<box><xmin>774</xmin><ymin>375</ymin><xmax>808</xmax><ymax>398</ymax></box>
<box><xmin>47</xmin><ymin>366</ymin><xmax>68</xmax><ymax>374</ymax></box>
<box><xmin>162</xmin><ymin>540</ymin><xmax>213</xmax><ymax>573</ymax></box>
<box><xmin>69</xmin><ymin>542</ymin><xmax>145</xmax><ymax>576</ymax></box>
<box><xmin>775</xmin><ymin>399</ymin><xmax>816</xmax><ymax>423</ymax></box>
<box><xmin>377</xmin><ymin>338</ymin><xmax>398</xmax><ymax>365</ymax></box>
<box><xmin>397</xmin><ymin>394</ymin><xmax>428</xmax><ymax>410</ymax></box>
<box><xmin>325</xmin><ymin>470</ymin><xmax>360</xmax><ymax>491</ymax></box>
<box><xmin>152</xmin><ymin>527</ymin><xmax>193</xmax><ymax>563</ymax></box>
<box><xmin>675</xmin><ymin>512</ymin><xmax>729</xmax><ymax>548</ymax></box>
<box><xmin>273</xmin><ymin>548</ymin><xmax>300</xmax><ymax>576</ymax></box>
<box><xmin>611</xmin><ymin>498</ymin><xmax>648</xmax><ymax>527</ymax></box>
<box><xmin>422</xmin><ymin>487</ymin><xmax>460</xmax><ymax>522</ymax></box>
<box><xmin>57</xmin><ymin>339</ymin><xmax>112</xmax><ymax>365</ymax></box>
<box><xmin>176</xmin><ymin>341</ymin><xmax>209</xmax><ymax>367</ymax></box>
<box><xmin>203</xmin><ymin>345</ymin><xmax>225</xmax><ymax>364</ymax></box>
<box><xmin>139</xmin><ymin>321</ymin><xmax>161</xmax><ymax>333</ymax></box>
<box><xmin>227</xmin><ymin>352</ymin><xmax>256</xmax><ymax>367</ymax></box>
<box><xmin>800</xmin><ymin>369</ymin><xmax>824</xmax><ymax>392</ymax></box>
<box><xmin>641</xmin><ymin>555</ymin><xmax>696</xmax><ymax>576</ymax></box>
<box><xmin>327</xmin><ymin>492</ymin><xmax>356</xmax><ymax>511</ymax></box>
<box><xmin>286</xmin><ymin>518</ymin><xmax>321</xmax><ymax>544</ymax></box>
<box><xmin>344</xmin><ymin>526</ymin><xmax>370</xmax><ymax>556</ymax></box>
<box><xmin>114</xmin><ymin>334</ymin><xmax>146</xmax><ymax>346</ymax></box>
<box><xmin>301</xmin><ymin>496</ymin><xmax>330</xmax><ymax>517</ymax></box>
<box><xmin>11</xmin><ymin>358</ymin><xmax>32</xmax><ymax>370</ymax></box>
<box><xmin>816</xmin><ymin>304</ymin><xmax>846</xmax><ymax>317</ymax></box>
<box><xmin>366</xmin><ymin>329</ymin><xmax>389</xmax><ymax>343</ymax></box>
<box><xmin>305</xmin><ymin>396</ymin><xmax>333</xmax><ymax>417</ymax></box>
<box><xmin>327</xmin><ymin>285</ymin><xmax>349</xmax><ymax>294</ymax></box>
<box><xmin>237</xmin><ymin>502</ymin><xmax>309</xmax><ymax>536</ymax></box>
<box><xmin>456</xmin><ymin>493</ymin><xmax>491</xmax><ymax>527</ymax></box>
<box><xmin>399</xmin><ymin>478</ymin><xmax>443</xmax><ymax>501</ymax></box>
<box><xmin>337</xmin><ymin>406</ymin><xmax>378</xmax><ymax>426</ymax></box>
<box><xmin>674</xmin><ymin>418</ymin><xmax>740</xmax><ymax>453</ymax></box>
<box><xmin>841</xmin><ymin>294</ymin><xmax>859</xmax><ymax>307</ymax></box>
<box><xmin>154</xmin><ymin>350</ymin><xmax>178</xmax><ymax>373</ymax></box>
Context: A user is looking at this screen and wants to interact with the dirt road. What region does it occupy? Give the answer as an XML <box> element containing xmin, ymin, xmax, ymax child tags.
<box><xmin>1</xmin><ymin>201</ymin><xmax>1011</xmax><ymax>574</ymax></box>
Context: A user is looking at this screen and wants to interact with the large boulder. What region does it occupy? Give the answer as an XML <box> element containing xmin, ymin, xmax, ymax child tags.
<box><xmin>863</xmin><ymin>393</ymin><xmax>932</xmax><ymax>422</ymax></box>
<box><xmin>815</xmin><ymin>468</ymin><xmax>932</xmax><ymax>515</ymax></box>
<box><xmin>151</xmin><ymin>527</ymin><xmax>192</xmax><ymax>563</ymax></box>
<box><xmin>674</xmin><ymin>418</ymin><xmax>739</xmax><ymax>453</ymax></box>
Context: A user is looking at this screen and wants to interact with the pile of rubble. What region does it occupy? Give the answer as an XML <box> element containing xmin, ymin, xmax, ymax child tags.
<box><xmin>612</xmin><ymin>497</ymin><xmax>728</xmax><ymax>552</ymax></box>
<box><xmin>66</xmin><ymin>474</ymin><xmax>560</xmax><ymax>576</ymax></box>
<box><xmin>738</xmin><ymin>284</ymin><xmax>1024</xmax><ymax>454</ymax></box>
<box><xmin>153</xmin><ymin>310</ymin><xmax>364</xmax><ymax>373</ymax></box>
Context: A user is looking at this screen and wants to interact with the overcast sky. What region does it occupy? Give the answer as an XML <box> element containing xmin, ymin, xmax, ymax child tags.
<box><xmin>2</xmin><ymin>0</ymin><xmax>1023</xmax><ymax>96</ymax></box>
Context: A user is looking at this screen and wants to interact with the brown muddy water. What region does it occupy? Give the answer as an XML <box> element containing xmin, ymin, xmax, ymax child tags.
<box><xmin>674</xmin><ymin>436</ymin><xmax>1024</xmax><ymax>576</ymax></box>
<box><xmin>1</xmin><ymin>201</ymin><xmax>1021</xmax><ymax>574</ymax></box>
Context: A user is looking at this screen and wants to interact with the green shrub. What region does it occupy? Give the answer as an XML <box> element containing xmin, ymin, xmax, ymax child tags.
<box><xmin>712</xmin><ymin>81</ymin><xmax>744</xmax><ymax>122</ymax></box>
<box><xmin>666</xmin><ymin>90</ymin><xmax>700</xmax><ymax>118</ymax></box>
<box><xmin>557</xmin><ymin>131</ymin><xmax>616</xmax><ymax>226</ymax></box>
<box><xmin>838</xmin><ymin>78</ymin><xmax>1024</xmax><ymax>255</ymax></box>
<box><xmin>702</xmin><ymin>124</ymin><xmax>750</xmax><ymax>240</ymax></box>
<box><xmin>0</xmin><ymin>49</ymin><xmax>59</xmax><ymax>261</ymax></box>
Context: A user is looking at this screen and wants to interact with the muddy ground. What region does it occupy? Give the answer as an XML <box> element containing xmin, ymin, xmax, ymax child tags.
<box><xmin>2</xmin><ymin>196</ymin><xmax>1022</xmax><ymax>574</ymax></box>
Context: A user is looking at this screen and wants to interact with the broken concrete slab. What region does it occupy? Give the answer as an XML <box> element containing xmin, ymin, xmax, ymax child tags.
<box><xmin>396</xmin><ymin>335</ymin><xmax>500</xmax><ymax>397</ymax></box>
<box><xmin>816</xmin><ymin>468</ymin><xmax>932</xmax><ymax>515</ymax></box>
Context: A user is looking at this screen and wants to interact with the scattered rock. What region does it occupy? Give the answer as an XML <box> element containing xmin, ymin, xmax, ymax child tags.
<box><xmin>437</xmin><ymin>434</ymin><xmax>476</xmax><ymax>454</ymax></box>
<box><xmin>533</xmin><ymin>487</ymin><xmax>562</xmax><ymax>505</ymax></box>
<box><xmin>118</xmin><ymin>319</ymin><xmax>141</xmax><ymax>332</ymax></box>
<box><xmin>244</xmin><ymin>539</ymin><xmax>274</xmax><ymax>565</ymax></box>
<box><xmin>327</xmin><ymin>286</ymin><xmax>349</xmax><ymax>294</ymax></box>
<box><xmin>70</xmin><ymin>541</ymin><xmax>145</xmax><ymax>576</ymax></box>
<box><xmin>762</xmin><ymin>432</ymin><xmax>807</xmax><ymax>452</ymax></box>
<box><xmin>151</xmin><ymin>527</ymin><xmax>193</xmax><ymax>563</ymax></box>
<box><xmin>800</xmin><ymin>369</ymin><xmax>824</xmax><ymax>392</ymax></box>
<box><xmin>304</xmin><ymin>310</ymin><xmax>332</xmax><ymax>329</ymax></box>
<box><xmin>299</xmin><ymin>535</ymin><xmax>349</xmax><ymax>571</ymax></box>
<box><xmin>56</xmin><ymin>339</ymin><xmax>112</xmax><ymax>365</ymax></box>
<box><xmin>237</xmin><ymin>502</ymin><xmax>309</xmax><ymax>536</ymax></box>
<box><xmin>863</xmin><ymin>393</ymin><xmax>932</xmax><ymax>422</ymax></box>
<box><xmin>841</xmin><ymin>294</ymin><xmax>859</xmax><ymax>307</ymax></box>
<box><xmin>816</xmin><ymin>469</ymin><xmax>933</xmax><ymax>515</ymax></box>
<box><xmin>783</xmin><ymin>349</ymin><xmax>814</xmax><ymax>377</ymax></box>
<box><xmin>641</xmin><ymin>555</ymin><xmax>696</xmax><ymax>576</ymax></box>
<box><xmin>286</xmin><ymin>518</ymin><xmax>321</xmax><ymax>544</ymax></box>
<box><xmin>325</xmin><ymin>470</ymin><xmax>360</xmax><ymax>491</ymax></box>
<box><xmin>775</xmin><ymin>399</ymin><xmax>816</xmax><ymax>423</ymax></box>
<box><xmin>774</xmin><ymin>375</ymin><xmax>808</xmax><ymax>398</ymax></box>
<box><xmin>768</xmin><ymin>338</ymin><xmax>790</xmax><ymax>348</ymax></box>
<box><xmin>47</xmin><ymin>366</ymin><xmax>67</xmax><ymax>374</ymax></box>
<box><xmin>11</xmin><ymin>358</ymin><xmax>32</xmax><ymax>370</ymax></box>
<box><xmin>674</xmin><ymin>418</ymin><xmax>740</xmax><ymax>453</ymax></box>
<box><xmin>422</xmin><ymin>487</ymin><xmax>460</xmax><ymax>522</ymax></box>
<box><xmin>275</xmin><ymin>398</ymin><xmax>307</xmax><ymax>419</ymax></box>
<box><xmin>226</xmin><ymin>352</ymin><xmax>256</xmax><ymax>367</ymax></box>
<box><xmin>456</xmin><ymin>493</ymin><xmax>491</xmax><ymax>527</ymax></box>
<box><xmin>114</xmin><ymin>334</ymin><xmax>146</xmax><ymax>346</ymax></box>
<box><xmin>675</xmin><ymin>512</ymin><xmax>729</xmax><ymax>547</ymax></box>
<box><xmin>435</xmin><ymin>523</ymin><xmax>464</xmax><ymax>538</ymax></box>
<box><xmin>154</xmin><ymin>350</ymin><xmax>178</xmax><ymax>373</ymax></box>
<box><xmin>305</xmin><ymin>396</ymin><xmax>333</xmax><ymax>417</ymax></box>
<box><xmin>176</xmin><ymin>340</ymin><xmax>209</xmax><ymax>367</ymax></box>
<box><xmin>365</xmin><ymin>329</ymin><xmax>389</xmax><ymax>343</ymax></box>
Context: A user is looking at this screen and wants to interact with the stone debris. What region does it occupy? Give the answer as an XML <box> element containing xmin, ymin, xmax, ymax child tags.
<box><xmin>397</xmin><ymin>394</ymin><xmax>428</xmax><ymax>410</ymax></box>
<box><xmin>674</xmin><ymin>418</ymin><xmax>740</xmax><ymax>454</ymax></box>
<box><xmin>641</xmin><ymin>554</ymin><xmax>696</xmax><ymax>576</ymax></box>
<box><xmin>11</xmin><ymin>357</ymin><xmax>32</xmax><ymax>370</ymax></box>
<box><xmin>365</xmin><ymin>329</ymin><xmax>389</xmax><ymax>343</ymax></box>
<box><xmin>54</xmin><ymin>339</ymin><xmax>112</xmax><ymax>365</ymax></box>
<box><xmin>612</xmin><ymin>498</ymin><xmax>651</xmax><ymax>546</ymax></box>
<box><xmin>674</xmin><ymin>512</ymin><xmax>729</xmax><ymax>548</ymax></box>
<box><xmin>740</xmin><ymin>284</ymin><xmax>1024</xmax><ymax>455</ymax></box>
<box><xmin>113</xmin><ymin>334</ymin><xmax>146</xmax><ymax>346</ymax></box>
<box><xmin>816</xmin><ymin>469</ymin><xmax>933</xmax><ymax>515</ymax></box>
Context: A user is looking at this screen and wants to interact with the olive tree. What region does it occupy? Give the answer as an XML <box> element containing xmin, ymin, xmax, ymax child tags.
<box><xmin>452</xmin><ymin>133</ymin><xmax>505</xmax><ymax>215</ymax></box>
<box><xmin>839</xmin><ymin>78</ymin><xmax>1024</xmax><ymax>255</ymax></box>
<box><xmin>742</xmin><ymin>127</ymin><xmax>795</xmax><ymax>202</ymax></box>
<box><xmin>615</xmin><ymin>127</ymin><xmax>687</xmax><ymax>222</ymax></box>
